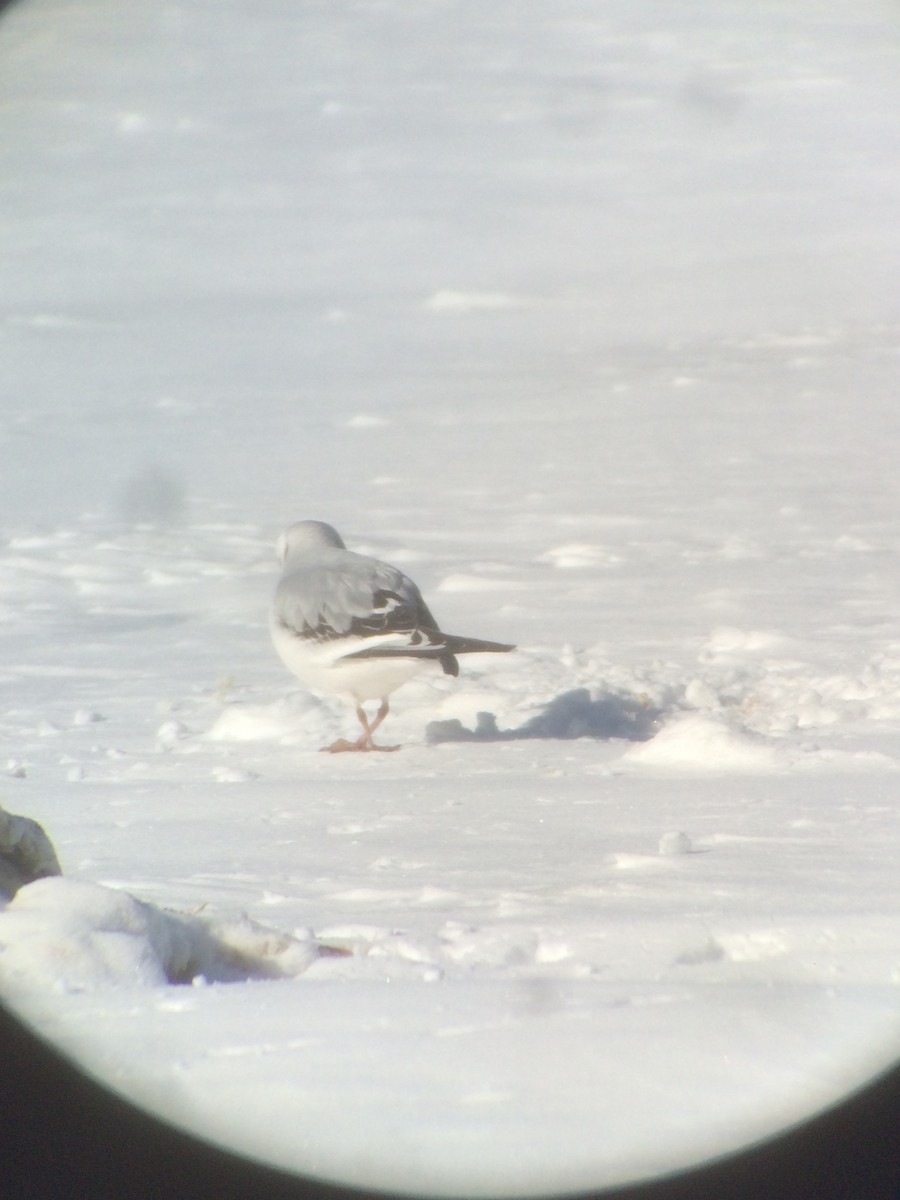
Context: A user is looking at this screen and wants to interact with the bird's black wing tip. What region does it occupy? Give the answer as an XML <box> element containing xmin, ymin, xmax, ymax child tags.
<box><xmin>445</xmin><ymin>637</ymin><xmax>516</xmax><ymax>655</ymax></box>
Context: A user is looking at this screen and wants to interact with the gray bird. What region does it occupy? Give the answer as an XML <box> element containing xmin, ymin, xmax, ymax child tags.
<box><xmin>270</xmin><ymin>520</ymin><xmax>515</xmax><ymax>752</ymax></box>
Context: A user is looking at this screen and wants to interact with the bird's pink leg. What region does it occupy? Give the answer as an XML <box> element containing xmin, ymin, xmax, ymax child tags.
<box><xmin>321</xmin><ymin>699</ymin><xmax>399</xmax><ymax>753</ymax></box>
<box><xmin>364</xmin><ymin>699</ymin><xmax>391</xmax><ymax>739</ymax></box>
<box><xmin>355</xmin><ymin>700</ymin><xmax>399</xmax><ymax>751</ymax></box>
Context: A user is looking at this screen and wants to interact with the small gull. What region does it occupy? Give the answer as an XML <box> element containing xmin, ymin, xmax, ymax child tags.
<box><xmin>270</xmin><ymin>520</ymin><xmax>515</xmax><ymax>752</ymax></box>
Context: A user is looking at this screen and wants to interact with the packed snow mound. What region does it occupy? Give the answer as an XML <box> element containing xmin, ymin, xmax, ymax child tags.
<box><xmin>206</xmin><ymin>702</ymin><xmax>307</xmax><ymax>742</ymax></box>
<box><xmin>0</xmin><ymin>806</ymin><xmax>62</xmax><ymax>899</ymax></box>
<box><xmin>206</xmin><ymin>695</ymin><xmax>335</xmax><ymax>747</ymax></box>
<box><xmin>0</xmin><ymin>877</ymin><xmax>331</xmax><ymax>994</ymax></box>
<box><xmin>623</xmin><ymin>714</ymin><xmax>781</xmax><ymax>773</ymax></box>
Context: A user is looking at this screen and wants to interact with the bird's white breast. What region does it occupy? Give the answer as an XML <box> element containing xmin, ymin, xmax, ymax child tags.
<box><xmin>269</xmin><ymin>617</ymin><xmax>432</xmax><ymax>703</ymax></box>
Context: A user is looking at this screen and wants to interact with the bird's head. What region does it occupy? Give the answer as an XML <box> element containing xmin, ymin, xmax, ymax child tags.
<box><xmin>276</xmin><ymin>520</ymin><xmax>346</xmax><ymax>565</ymax></box>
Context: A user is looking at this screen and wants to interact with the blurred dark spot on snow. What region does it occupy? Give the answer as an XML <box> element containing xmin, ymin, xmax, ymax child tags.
<box><xmin>515</xmin><ymin>978</ymin><xmax>567</xmax><ymax>1018</ymax></box>
<box><xmin>679</xmin><ymin>68</ymin><xmax>744</xmax><ymax>118</ymax></box>
<box><xmin>116</xmin><ymin>465</ymin><xmax>186</xmax><ymax>525</ymax></box>
<box><xmin>674</xmin><ymin>939</ymin><xmax>726</xmax><ymax>967</ymax></box>
<box><xmin>427</xmin><ymin>688</ymin><xmax>662</xmax><ymax>744</ymax></box>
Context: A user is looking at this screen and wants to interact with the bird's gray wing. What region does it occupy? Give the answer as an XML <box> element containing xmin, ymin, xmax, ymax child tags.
<box><xmin>273</xmin><ymin>551</ymin><xmax>425</xmax><ymax>640</ymax></box>
<box><xmin>272</xmin><ymin>549</ymin><xmax>464</xmax><ymax>676</ymax></box>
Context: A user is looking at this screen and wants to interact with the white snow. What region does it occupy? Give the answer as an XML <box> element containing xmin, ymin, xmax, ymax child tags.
<box><xmin>2</xmin><ymin>0</ymin><xmax>900</xmax><ymax>1196</ymax></box>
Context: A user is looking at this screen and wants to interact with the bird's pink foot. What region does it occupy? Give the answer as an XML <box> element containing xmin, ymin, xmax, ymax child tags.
<box><xmin>321</xmin><ymin>737</ymin><xmax>401</xmax><ymax>753</ymax></box>
<box><xmin>320</xmin><ymin>700</ymin><xmax>400</xmax><ymax>752</ymax></box>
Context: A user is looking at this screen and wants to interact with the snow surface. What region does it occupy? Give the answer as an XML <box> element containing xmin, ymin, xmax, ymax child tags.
<box><xmin>2</xmin><ymin>0</ymin><xmax>900</xmax><ymax>1195</ymax></box>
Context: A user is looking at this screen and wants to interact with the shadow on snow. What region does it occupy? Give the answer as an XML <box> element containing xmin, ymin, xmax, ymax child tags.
<box><xmin>426</xmin><ymin>687</ymin><xmax>662</xmax><ymax>745</ymax></box>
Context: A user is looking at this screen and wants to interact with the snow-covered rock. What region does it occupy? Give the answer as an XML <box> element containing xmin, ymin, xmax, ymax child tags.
<box><xmin>0</xmin><ymin>806</ymin><xmax>62</xmax><ymax>900</ymax></box>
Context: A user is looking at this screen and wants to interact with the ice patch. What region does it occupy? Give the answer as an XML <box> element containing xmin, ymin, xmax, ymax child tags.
<box><xmin>623</xmin><ymin>715</ymin><xmax>780</xmax><ymax>773</ymax></box>
<box><xmin>538</xmin><ymin>543</ymin><xmax>621</xmax><ymax>569</ymax></box>
<box><xmin>212</xmin><ymin>766</ymin><xmax>258</xmax><ymax>783</ymax></box>
<box><xmin>342</xmin><ymin>414</ymin><xmax>390</xmax><ymax>429</ymax></box>
<box><xmin>424</xmin><ymin>290</ymin><xmax>526</xmax><ymax>312</ymax></box>
<box><xmin>716</xmin><ymin>537</ymin><xmax>765</xmax><ymax>561</ymax></box>
<box><xmin>719</xmin><ymin>930</ymin><xmax>789</xmax><ymax>962</ymax></box>
<box><xmin>609</xmin><ymin>853</ymin><xmax>676</xmax><ymax>872</ymax></box>
<box><xmin>702</xmin><ymin>627</ymin><xmax>788</xmax><ymax>658</ymax></box>
<box><xmin>116</xmin><ymin>111</ymin><xmax>151</xmax><ymax>135</ymax></box>
<box><xmin>436</xmin><ymin>573</ymin><xmax>520</xmax><ymax>593</ymax></box>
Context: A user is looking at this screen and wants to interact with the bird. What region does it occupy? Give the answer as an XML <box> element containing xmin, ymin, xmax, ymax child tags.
<box><xmin>270</xmin><ymin>520</ymin><xmax>515</xmax><ymax>752</ymax></box>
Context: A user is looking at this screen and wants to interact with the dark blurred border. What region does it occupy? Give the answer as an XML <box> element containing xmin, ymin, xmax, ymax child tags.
<box><xmin>3</xmin><ymin>999</ymin><xmax>900</xmax><ymax>1200</ymax></box>
<box><xmin>1</xmin><ymin>0</ymin><xmax>899</xmax><ymax>1194</ymax></box>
